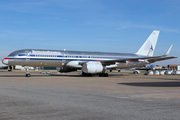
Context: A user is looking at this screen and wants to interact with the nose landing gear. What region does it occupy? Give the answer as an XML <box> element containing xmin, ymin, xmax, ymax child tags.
<box><xmin>26</xmin><ymin>74</ymin><xmax>31</xmax><ymax>77</ymax></box>
<box><xmin>25</xmin><ymin>67</ymin><xmax>31</xmax><ymax>77</ymax></box>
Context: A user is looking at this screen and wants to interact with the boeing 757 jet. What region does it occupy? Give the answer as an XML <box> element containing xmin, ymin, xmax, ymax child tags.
<box><xmin>2</xmin><ymin>30</ymin><xmax>177</xmax><ymax>77</ymax></box>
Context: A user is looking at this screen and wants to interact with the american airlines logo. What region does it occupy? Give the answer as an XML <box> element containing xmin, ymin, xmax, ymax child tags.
<box><xmin>150</xmin><ymin>45</ymin><xmax>153</xmax><ymax>51</ymax></box>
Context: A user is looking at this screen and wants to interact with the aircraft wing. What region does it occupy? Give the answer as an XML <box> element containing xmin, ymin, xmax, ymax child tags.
<box><xmin>101</xmin><ymin>44</ymin><xmax>177</xmax><ymax>65</ymax></box>
<box><xmin>147</xmin><ymin>56</ymin><xmax>177</xmax><ymax>62</ymax></box>
<box><xmin>100</xmin><ymin>56</ymin><xmax>177</xmax><ymax>65</ymax></box>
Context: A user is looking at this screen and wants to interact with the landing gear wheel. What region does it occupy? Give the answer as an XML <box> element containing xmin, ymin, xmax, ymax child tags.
<box><xmin>105</xmin><ymin>73</ymin><xmax>109</xmax><ymax>77</ymax></box>
<box><xmin>99</xmin><ymin>73</ymin><xmax>108</xmax><ymax>77</ymax></box>
<box><xmin>26</xmin><ymin>74</ymin><xmax>31</xmax><ymax>77</ymax></box>
<box><xmin>25</xmin><ymin>67</ymin><xmax>31</xmax><ymax>77</ymax></box>
<box><xmin>99</xmin><ymin>73</ymin><xmax>102</xmax><ymax>77</ymax></box>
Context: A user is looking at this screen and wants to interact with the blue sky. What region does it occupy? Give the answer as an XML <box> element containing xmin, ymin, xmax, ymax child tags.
<box><xmin>0</xmin><ymin>0</ymin><xmax>179</xmax><ymax>65</ymax></box>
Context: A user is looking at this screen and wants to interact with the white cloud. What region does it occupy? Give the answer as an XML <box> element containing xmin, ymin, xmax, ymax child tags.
<box><xmin>117</xmin><ymin>24</ymin><xmax>180</xmax><ymax>33</ymax></box>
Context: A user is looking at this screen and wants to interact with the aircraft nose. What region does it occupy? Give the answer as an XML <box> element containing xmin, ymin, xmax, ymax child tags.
<box><xmin>2</xmin><ymin>58</ymin><xmax>10</xmax><ymax>65</ymax></box>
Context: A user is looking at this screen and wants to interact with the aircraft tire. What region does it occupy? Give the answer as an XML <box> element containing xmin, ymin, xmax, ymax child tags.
<box><xmin>105</xmin><ymin>73</ymin><xmax>109</xmax><ymax>77</ymax></box>
<box><xmin>99</xmin><ymin>73</ymin><xmax>102</xmax><ymax>77</ymax></box>
<box><xmin>26</xmin><ymin>74</ymin><xmax>31</xmax><ymax>77</ymax></box>
<box><xmin>99</xmin><ymin>73</ymin><xmax>108</xmax><ymax>77</ymax></box>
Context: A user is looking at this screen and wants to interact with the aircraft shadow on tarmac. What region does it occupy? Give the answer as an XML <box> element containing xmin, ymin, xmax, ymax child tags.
<box><xmin>118</xmin><ymin>82</ymin><xmax>180</xmax><ymax>87</ymax></box>
<box><xmin>155</xmin><ymin>77</ymin><xmax>180</xmax><ymax>81</ymax></box>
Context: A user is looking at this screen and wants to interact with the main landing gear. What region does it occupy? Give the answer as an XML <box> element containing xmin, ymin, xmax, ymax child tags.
<box><xmin>99</xmin><ymin>73</ymin><xmax>109</xmax><ymax>77</ymax></box>
<box><xmin>26</xmin><ymin>74</ymin><xmax>31</xmax><ymax>77</ymax></box>
<box><xmin>81</xmin><ymin>72</ymin><xmax>109</xmax><ymax>77</ymax></box>
<box><xmin>25</xmin><ymin>67</ymin><xmax>31</xmax><ymax>77</ymax></box>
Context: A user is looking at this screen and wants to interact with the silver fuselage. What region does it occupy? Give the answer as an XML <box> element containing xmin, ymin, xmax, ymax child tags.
<box><xmin>3</xmin><ymin>49</ymin><xmax>149</xmax><ymax>69</ymax></box>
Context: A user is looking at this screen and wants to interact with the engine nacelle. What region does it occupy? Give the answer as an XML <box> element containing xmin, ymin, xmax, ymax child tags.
<box><xmin>82</xmin><ymin>62</ymin><xmax>103</xmax><ymax>74</ymax></box>
<box><xmin>56</xmin><ymin>67</ymin><xmax>77</xmax><ymax>73</ymax></box>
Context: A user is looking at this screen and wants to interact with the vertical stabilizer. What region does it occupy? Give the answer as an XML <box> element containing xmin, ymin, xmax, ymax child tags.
<box><xmin>135</xmin><ymin>30</ymin><xmax>160</xmax><ymax>56</ymax></box>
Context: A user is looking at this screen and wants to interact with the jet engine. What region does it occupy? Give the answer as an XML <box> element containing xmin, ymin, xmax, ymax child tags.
<box><xmin>56</xmin><ymin>67</ymin><xmax>77</xmax><ymax>73</ymax></box>
<box><xmin>82</xmin><ymin>62</ymin><xmax>103</xmax><ymax>74</ymax></box>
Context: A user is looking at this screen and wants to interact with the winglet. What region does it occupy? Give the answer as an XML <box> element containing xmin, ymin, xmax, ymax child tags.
<box><xmin>164</xmin><ymin>44</ymin><xmax>173</xmax><ymax>56</ymax></box>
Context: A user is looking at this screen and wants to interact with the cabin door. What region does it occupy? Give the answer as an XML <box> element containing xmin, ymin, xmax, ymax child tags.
<box><xmin>61</xmin><ymin>52</ymin><xmax>66</xmax><ymax>66</ymax></box>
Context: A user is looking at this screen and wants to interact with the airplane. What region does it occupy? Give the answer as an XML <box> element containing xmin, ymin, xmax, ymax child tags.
<box><xmin>2</xmin><ymin>30</ymin><xmax>177</xmax><ymax>77</ymax></box>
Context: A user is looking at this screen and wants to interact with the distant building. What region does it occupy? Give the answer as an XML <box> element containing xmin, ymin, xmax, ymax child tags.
<box><xmin>167</xmin><ymin>65</ymin><xmax>180</xmax><ymax>70</ymax></box>
<box><xmin>155</xmin><ymin>65</ymin><xmax>162</xmax><ymax>69</ymax></box>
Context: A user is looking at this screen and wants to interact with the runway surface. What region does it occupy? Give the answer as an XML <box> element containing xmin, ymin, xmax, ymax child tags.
<box><xmin>0</xmin><ymin>71</ymin><xmax>180</xmax><ymax>120</ymax></box>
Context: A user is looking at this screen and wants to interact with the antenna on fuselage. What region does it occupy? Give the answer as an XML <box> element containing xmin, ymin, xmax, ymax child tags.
<box><xmin>64</xmin><ymin>49</ymin><xmax>66</xmax><ymax>51</ymax></box>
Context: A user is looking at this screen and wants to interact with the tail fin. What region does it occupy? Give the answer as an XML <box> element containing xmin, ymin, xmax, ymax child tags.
<box><xmin>135</xmin><ymin>30</ymin><xmax>160</xmax><ymax>56</ymax></box>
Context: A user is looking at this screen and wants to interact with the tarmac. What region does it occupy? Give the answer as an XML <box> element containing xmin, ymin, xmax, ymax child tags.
<box><xmin>0</xmin><ymin>70</ymin><xmax>180</xmax><ymax>120</ymax></box>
